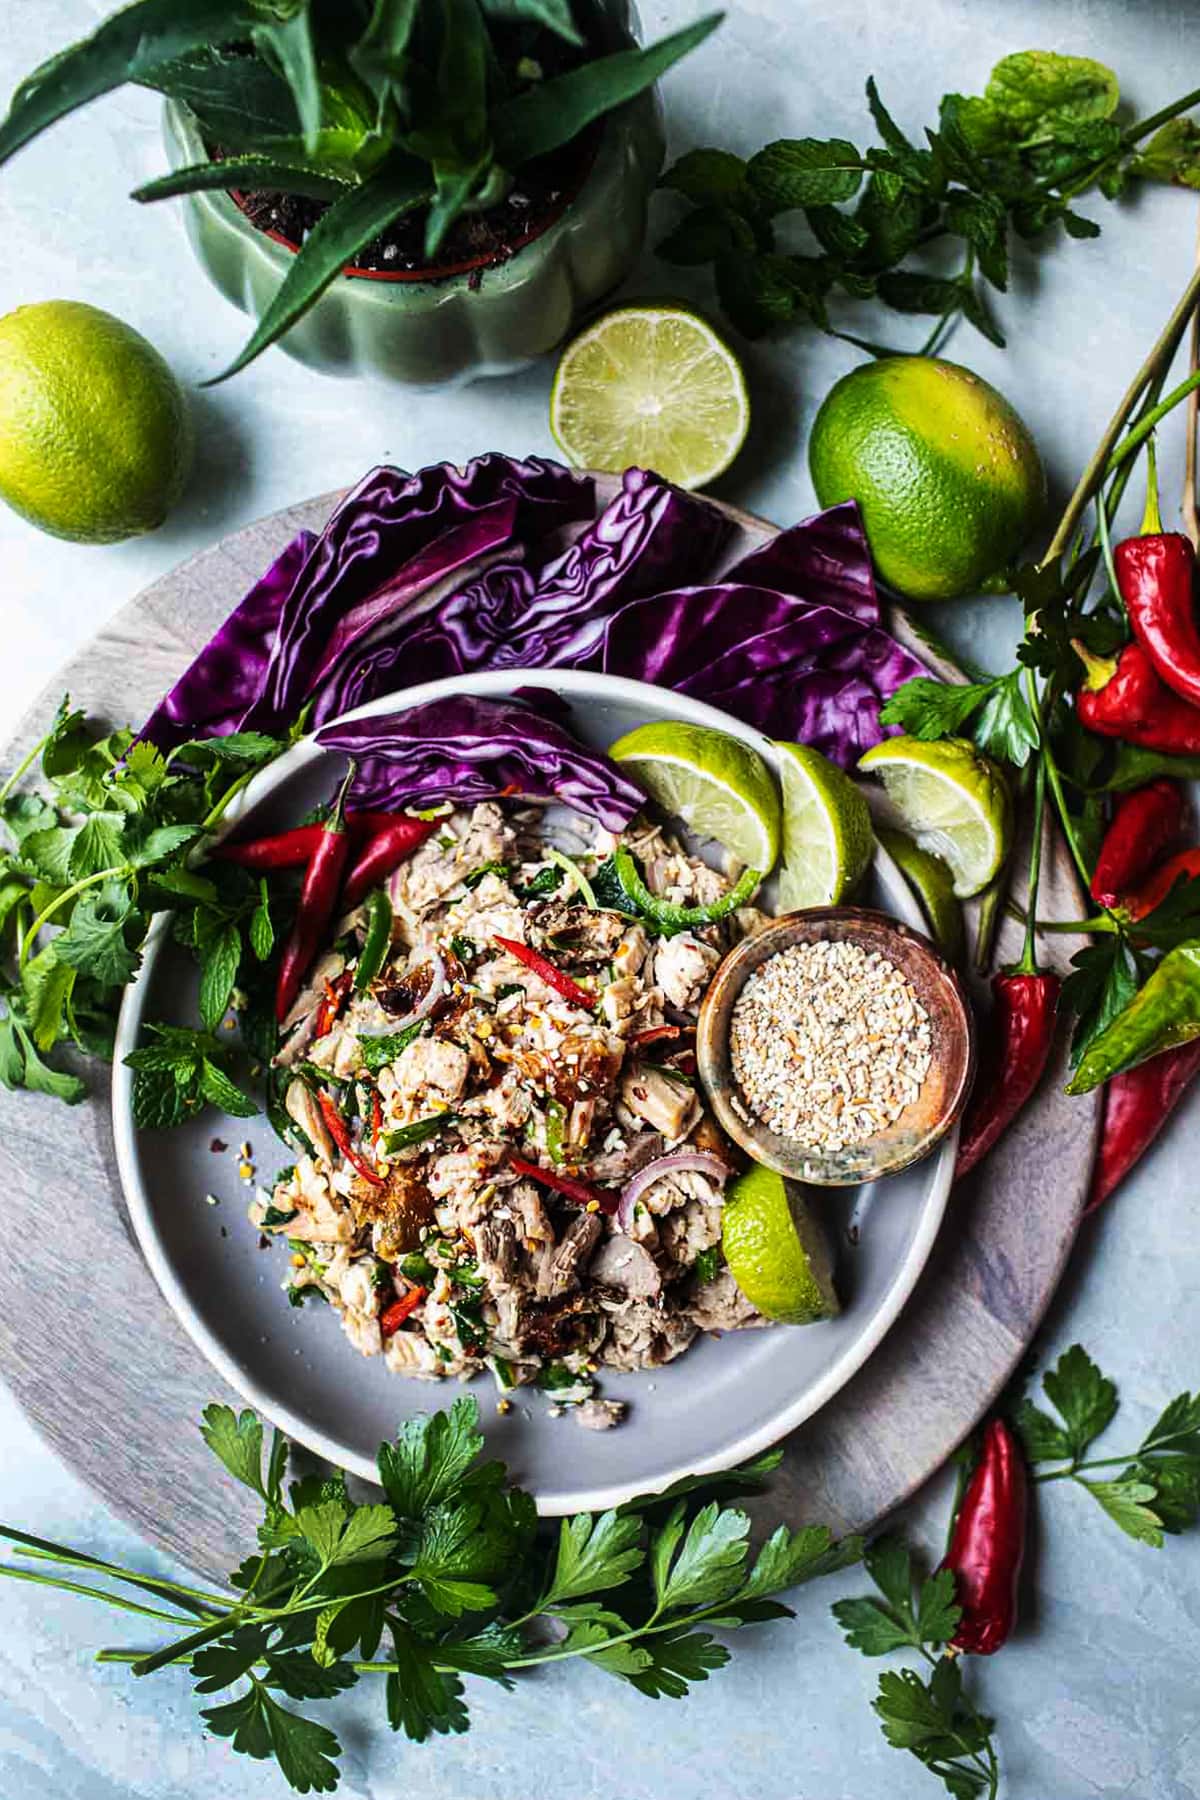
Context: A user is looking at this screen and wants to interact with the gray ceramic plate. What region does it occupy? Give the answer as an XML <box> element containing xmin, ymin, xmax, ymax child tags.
<box><xmin>112</xmin><ymin>668</ymin><xmax>958</xmax><ymax>1514</ymax></box>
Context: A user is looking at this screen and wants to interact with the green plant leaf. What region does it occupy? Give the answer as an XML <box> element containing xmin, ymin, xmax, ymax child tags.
<box><xmin>652</xmin><ymin>1501</ymin><xmax>750</xmax><ymax>1612</ymax></box>
<box><xmin>201</xmin><ymin>1404</ymin><xmax>267</xmax><ymax>1495</ymax></box>
<box><xmin>1132</xmin><ymin>117</ymin><xmax>1200</xmax><ymax>191</ymax></box>
<box><xmin>349</xmin><ymin>0</ymin><xmax>423</xmax><ymax>102</ymax></box>
<box><xmin>250</xmin><ymin>880</ymin><xmax>275</xmax><ymax>961</ymax></box>
<box><xmin>68</xmin><ymin>812</ymin><xmax>127</xmax><ymax>879</ymax></box>
<box><xmin>747</xmin><ymin>137</ymin><xmax>865</xmax><ymax>210</ymax></box>
<box><xmin>386</xmin><ymin>1620</ymin><xmax>470</xmax><ymax>1741</ymax></box>
<box><xmin>1013</xmin><ymin>1398</ymin><xmax>1074</xmax><ymax>1463</ymax></box>
<box><xmin>252</xmin><ymin>3</ymin><xmax>322</xmax><ymax>155</ymax></box>
<box><xmin>134</xmin><ymin>156</ymin><xmax>350</xmax><ymax>205</ymax></box>
<box><xmin>661</xmin><ymin>146</ymin><xmax>749</xmax><ymax>205</ymax></box>
<box><xmin>492</xmin><ymin>13</ymin><xmax>722</xmax><ymax>166</ymax></box>
<box><xmin>984</xmin><ymin>50</ymin><xmax>1119</xmax><ymax>140</ymax></box>
<box><xmin>55</xmin><ymin>882</ymin><xmax>141</xmax><ymax>988</ymax></box>
<box><xmin>376</xmin><ymin>1394</ymin><xmax>485</xmax><ymax>1517</ymax></box>
<box><xmin>831</xmin><ymin>1594</ymin><xmax>916</xmax><ymax>1655</ymax></box>
<box><xmin>142</xmin><ymin>45</ymin><xmax>301</xmax><ymax>148</ymax></box>
<box><xmin>0</xmin><ymin>0</ymin><xmax>262</xmax><ymax>165</ymax></box>
<box><xmin>479</xmin><ymin>0</ymin><xmax>583</xmax><ymax>43</ymax></box>
<box><xmin>1042</xmin><ymin>1344</ymin><xmax>1118</xmax><ymax>1458</ymax></box>
<box><xmin>21</xmin><ymin>945</ymin><xmax>75</xmax><ymax>1052</ymax></box>
<box><xmin>1080</xmin><ymin>1478</ymin><xmax>1164</xmax><ymax>1547</ymax></box>
<box><xmin>199</xmin><ymin>921</ymin><xmax>242</xmax><ymax>1030</ymax></box>
<box><xmin>206</xmin><ymin>160</ymin><xmax>432</xmax><ymax>381</ymax></box>
<box><xmin>261</xmin><ymin>1689</ymin><xmax>342</xmax><ymax>1793</ymax></box>
<box><xmin>545</xmin><ymin>1508</ymin><xmax>644</xmax><ymax>1604</ymax></box>
<box><xmin>875</xmin><ymin>269</ymin><xmax>963</xmax><ymax>315</ymax></box>
<box><xmin>198</xmin><ymin>1058</ymin><xmax>259</xmax><ymax>1118</ymax></box>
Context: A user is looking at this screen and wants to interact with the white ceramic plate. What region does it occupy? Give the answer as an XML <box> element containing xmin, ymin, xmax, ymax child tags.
<box><xmin>113</xmin><ymin>668</ymin><xmax>957</xmax><ymax>1513</ymax></box>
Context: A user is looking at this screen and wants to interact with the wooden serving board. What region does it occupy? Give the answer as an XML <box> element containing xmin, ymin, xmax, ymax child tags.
<box><xmin>0</xmin><ymin>487</ymin><xmax>1098</xmax><ymax>1580</ymax></box>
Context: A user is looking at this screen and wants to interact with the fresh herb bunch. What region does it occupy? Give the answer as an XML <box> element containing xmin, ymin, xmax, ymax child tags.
<box><xmin>0</xmin><ymin>0</ymin><xmax>720</xmax><ymax>379</ymax></box>
<box><xmin>658</xmin><ymin>52</ymin><xmax>1200</xmax><ymax>352</ymax></box>
<box><xmin>3</xmin><ymin>1344</ymin><xmax>1196</xmax><ymax>1796</ymax></box>
<box><xmin>0</xmin><ymin>702</ymin><xmax>289</xmax><ymax>1108</ymax></box>
<box><xmin>0</xmin><ymin>1394</ymin><xmax>859</xmax><ymax>1794</ymax></box>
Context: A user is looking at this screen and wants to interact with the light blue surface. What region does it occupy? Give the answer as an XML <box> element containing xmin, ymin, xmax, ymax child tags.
<box><xmin>1</xmin><ymin>2</ymin><xmax>1199</xmax><ymax>1795</ymax></box>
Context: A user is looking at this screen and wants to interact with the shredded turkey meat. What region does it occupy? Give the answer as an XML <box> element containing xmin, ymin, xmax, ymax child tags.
<box><xmin>254</xmin><ymin>800</ymin><xmax>768</xmax><ymax>1424</ymax></box>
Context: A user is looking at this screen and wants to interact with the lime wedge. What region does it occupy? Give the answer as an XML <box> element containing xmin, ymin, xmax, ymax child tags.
<box><xmin>858</xmin><ymin>736</ymin><xmax>1011</xmax><ymax>899</ymax></box>
<box><xmin>608</xmin><ymin>720</ymin><xmax>780</xmax><ymax>870</ymax></box>
<box><xmin>877</xmin><ymin>826</ymin><xmax>964</xmax><ymax>964</ymax></box>
<box><xmin>773</xmin><ymin>741</ymin><xmax>874</xmax><ymax>911</ymax></box>
<box><xmin>721</xmin><ymin>1164</ymin><xmax>839</xmax><ymax>1325</ymax></box>
<box><xmin>549</xmin><ymin>305</ymin><xmax>750</xmax><ymax>489</ymax></box>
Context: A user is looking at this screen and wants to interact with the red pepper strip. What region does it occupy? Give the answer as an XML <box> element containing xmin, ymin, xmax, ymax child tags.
<box><xmin>315</xmin><ymin>1088</ymin><xmax>386</xmax><ymax>1187</ymax></box>
<box><xmin>342</xmin><ymin>818</ymin><xmax>439</xmax><ymax>911</ymax></box>
<box><xmin>275</xmin><ymin>766</ymin><xmax>356</xmax><ymax>1024</ymax></box>
<box><xmin>938</xmin><ymin>1417</ymin><xmax>1027</xmax><ymax>1655</ymax></box>
<box><xmin>1074</xmin><ymin>640</ymin><xmax>1200</xmax><ymax>755</ymax></box>
<box><xmin>214</xmin><ymin>810</ymin><xmax>416</xmax><ymax>872</ymax></box>
<box><xmin>509</xmin><ymin>1153</ymin><xmax>618</xmax><ymax>1214</ymax></box>
<box><xmin>380</xmin><ymin>1286</ymin><xmax>427</xmax><ymax>1338</ymax></box>
<box><xmin>493</xmin><ymin>936</ymin><xmax>596</xmax><ymax>1011</ymax></box>
<box><xmin>956</xmin><ymin>972</ymin><xmax>1061</xmax><ymax>1179</ymax></box>
<box><xmin>1117</xmin><ymin>463</ymin><xmax>1200</xmax><ymax>707</ymax></box>
<box><xmin>631</xmin><ymin>1024</ymin><xmax>681</xmax><ymax>1048</ymax></box>
<box><xmin>1123</xmin><ymin>845</ymin><xmax>1200</xmax><ymax>921</ymax></box>
<box><xmin>1089</xmin><ymin>779</ymin><xmax>1184</xmax><ymax>910</ymax></box>
<box><xmin>1086</xmin><ymin>1040</ymin><xmax>1200</xmax><ymax>1212</ymax></box>
<box><xmin>313</xmin><ymin>971</ymin><xmax>352</xmax><ymax>1040</ymax></box>
<box><xmin>371</xmin><ymin>1090</ymin><xmax>383</xmax><ymax>1143</ymax></box>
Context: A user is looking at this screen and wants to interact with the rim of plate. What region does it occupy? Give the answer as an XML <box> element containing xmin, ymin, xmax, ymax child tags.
<box><xmin>112</xmin><ymin>666</ymin><xmax>958</xmax><ymax>1514</ymax></box>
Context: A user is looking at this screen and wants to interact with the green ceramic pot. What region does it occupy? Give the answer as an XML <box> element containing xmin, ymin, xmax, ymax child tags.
<box><xmin>162</xmin><ymin>46</ymin><xmax>664</xmax><ymax>385</ymax></box>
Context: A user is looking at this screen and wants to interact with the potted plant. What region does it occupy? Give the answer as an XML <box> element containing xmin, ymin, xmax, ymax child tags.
<box><xmin>0</xmin><ymin>0</ymin><xmax>720</xmax><ymax>386</ymax></box>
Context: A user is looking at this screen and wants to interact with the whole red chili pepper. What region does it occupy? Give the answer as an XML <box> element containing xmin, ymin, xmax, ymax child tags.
<box><xmin>380</xmin><ymin>1285</ymin><xmax>427</xmax><ymax>1338</ymax></box>
<box><xmin>493</xmin><ymin>937</ymin><xmax>596</xmax><ymax>1011</ymax></box>
<box><xmin>509</xmin><ymin>1153</ymin><xmax>618</xmax><ymax>1214</ymax></box>
<box><xmin>275</xmin><ymin>766</ymin><xmax>355</xmax><ymax>1024</ymax></box>
<box><xmin>315</xmin><ymin>1087</ymin><xmax>386</xmax><ymax>1187</ymax></box>
<box><xmin>1089</xmin><ymin>779</ymin><xmax>1184</xmax><ymax>909</ymax></box>
<box><xmin>938</xmin><ymin>1417</ymin><xmax>1027</xmax><ymax>1655</ymax></box>
<box><xmin>214</xmin><ymin>810</ymin><xmax>419</xmax><ymax>872</ymax></box>
<box><xmin>1086</xmin><ymin>1039</ymin><xmax>1200</xmax><ymax>1212</ymax></box>
<box><xmin>342</xmin><ymin>817</ymin><xmax>439</xmax><ymax>911</ymax></box>
<box><xmin>956</xmin><ymin>972</ymin><xmax>1060</xmax><ymax>1178</ymax></box>
<box><xmin>1122</xmin><ymin>845</ymin><xmax>1200</xmax><ymax>921</ymax></box>
<box><xmin>1074</xmin><ymin>639</ymin><xmax>1200</xmax><ymax>754</ymax></box>
<box><xmin>1117</xmin><ymin>460</ymin><xmax>1200</xmax><ymax>707</ymax></box>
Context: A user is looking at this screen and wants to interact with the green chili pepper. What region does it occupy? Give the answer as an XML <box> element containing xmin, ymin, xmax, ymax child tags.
<box><xmin>612</xmin><ymin>846</ymin><xmax>763</xmax><ymax>929</ymax></box>
<box><xmin>544</xmin><ymin>1098</ymin><xmax>566</xmax><ymax>1165</ymax></box>
<box><xmin>382</xmin><ymin>1111</ymin><xmax>458</xmax><ymax>1152</ymax></box>
<box><xmin>354</xmin><ymin>888</ymin><xmax>393</xmax><ymax>992</ymax></box>
<box><xmin>1067</xmin><ymin>943</ymin><xmax>1200</xmax><ymax>1094</ymax></box>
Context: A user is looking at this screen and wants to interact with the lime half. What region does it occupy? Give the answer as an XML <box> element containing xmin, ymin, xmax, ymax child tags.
<box><xmin>774</xmin><ymin>741</ymin><xmax>874</xmax><ymax>911</ymax></box>
<box><xmin>877</xmin><ymin>826</ymin><xmax>964</xmax><ymax>963</ymax></box>
<box><xmin>721</xmin><ymin>1164</ymin><xmax>839</xmax><ymax>1325</ymax></box>
<box><xmin>858</xmin><ymin>736</ymin><xmax>1011</xmax><ymax>899</ymax></box>
<box><xmin>549</xmin><ymin>305</ymin><xmax>750</xmax><ymax>489</ymax></box>
<box><xmin>608</xmin><ymin>720</ymin><xmax>780</xmax><ymax>870</ymax></box>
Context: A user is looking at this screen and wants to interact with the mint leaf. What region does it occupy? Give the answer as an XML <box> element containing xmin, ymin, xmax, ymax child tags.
<box><xmin>748</xmin><ymin>136</ymin><xmax>865</xmax><ymax>209</ymax></box>
<box><xmin>199</xmin><ymin>921</ymin><xmax>242</xmax><ymax>1029</ymax></box>
<box><xmin>250</xmin><ymin>878</ymin><xmax>274</xmax><ymax>960</ymax></box>
<box><xmin>1042</xmin><ymin>1344</ymin><xmax>1118</xmax><ymax>1459</ymax></box>
<box><xmin>199</xmin><ymin>1059</ymin><xmax>258</xmax><ymax>1118</ymax></box>
<box><xmin>660</xmin><ymin>146</ymin><xmax>749</xmax><ymax>204</ymax></box>
<box><xmin>131</xmin><ymin>1065</ymin><xmax>190</xmax><ymax>1129</ymax></box>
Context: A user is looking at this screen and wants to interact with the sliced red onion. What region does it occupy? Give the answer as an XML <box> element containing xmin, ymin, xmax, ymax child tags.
<box><xmin>360</xmin><ymin>947</ymin><xmax>446</xmax><ymax>1035</ymax></box>
<box><xmin>617</xmin><ymin>1152</ymin><xmax>729</xmax><ymax>1233</ymax></box>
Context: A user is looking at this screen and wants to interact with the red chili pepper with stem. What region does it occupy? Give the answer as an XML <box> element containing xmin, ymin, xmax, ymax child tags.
<box><xmin>1118</xmin><ymin>445</ymin><xmax>1200</xmax><ymax>707</ymax></box>
<box><xmin>938</xmin><ymin>1417</ymin><xmax>1027</xmax><ymax>1654</ymax></box>
<box><xmin>493</xmin><ymin>937</ymin><xmax>596</xmax><ymax>1011</ymax></box>
<box><xmin>342</xmin><ymin>816</ymin><xmax>438</xmax><ymax>911</ymax></box>
<box><xmin>275</xmin><ymin>765</ymin><xmax>355</xmax><ymax>1025</ymax></box>
<box><xmin>956</xmin><ymin>761</ymin><xmax>1061</xmax><ymax>1179</ymax></box>
<box><xmin>380</xmin><ymin>1286</ymin><xmax>426</xmax><ymax>1338</ymax></box>
<box><xmin>1089</xmin><ymin>780</ymin><xmax>1184</xmax><ymax>909</ymax></box>
<box><xmin>1074</xmin><ymin>639</ymin><xmax>1200</xmax><ymax>755</ymax></box>
<box><xmin>315</xmin><ymin>1087</ymin><xmax>385</xmax><ymax>1187</ymax></box>
<box><xmin>509</xmin><ymin>1154</ymin><xmax>618</xmax><ymax>1214</ymax></box>
<box><xmin>1086</xmin><ymin>1039</ymin><xmax>1200</xmax><ymax>1212</ymax></box>
<box><xmin>214</xmin><ymin>810</ymin><xmax>424</xmax><ymax>872</ymax></box>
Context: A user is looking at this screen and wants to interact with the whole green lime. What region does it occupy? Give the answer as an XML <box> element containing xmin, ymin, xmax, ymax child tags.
<box><xmin>808</xmin><ymin>355</ymin><xmax>1045</xmax><ymax>601</ymax></box>
<box><xmin>0</xmin><ymin>301</ymin><xmax>192</xmax><ymax>544</ymax></box>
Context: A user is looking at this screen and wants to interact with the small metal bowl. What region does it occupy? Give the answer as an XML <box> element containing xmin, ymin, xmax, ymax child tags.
<box><xmin>697</xmin><ymin>907</ymin><xmax>975</xmax><ymax>1188</ymax></box>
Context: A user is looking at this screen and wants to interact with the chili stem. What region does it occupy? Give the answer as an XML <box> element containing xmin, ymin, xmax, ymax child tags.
<box><xmin>17</xmin><ymin>863</ymin><xmax>127</xmax><ymax>969</ymax></box>
<box><xmin>1022</xmin><ymin>670</ymin><xmax>1092</xmax><ymax>891</ymax></box>
<box><xmin>1043</xmin><ymin>260</ymin><xmax>1200</xmax><ymax>565</ymax></box>
<box><xmin>1105</xmin><ymin>367</ymin><xmax>1200</xmax><ymax>478</ymax></box>
<box><xmin>1016</xmin><ymin>754</ymin><xmax>1047</xmax><ymax>975</ymax></box>
<box><xmin>0</xmin><ymin>730</ymin><xmax>50</xmax><ymax>807</ymax></box>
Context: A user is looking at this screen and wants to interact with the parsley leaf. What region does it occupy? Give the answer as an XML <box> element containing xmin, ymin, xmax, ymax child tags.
<box><xmin>1079</xmin><ymin>1478</ymin><xmax>1164</xmax><ymax>1547</ymax></box>
<box><xmin>376</xmin><ymin>1395</ymin><xmax>486</xmax><ymax>1519</ymax></box>
<box><xmin>1041</xmin><ymin>1344</ymin><xmax>1118</xmax><ymax>1459</ymax></box>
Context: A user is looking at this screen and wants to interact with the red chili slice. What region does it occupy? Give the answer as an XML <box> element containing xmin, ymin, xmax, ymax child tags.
<box><xmin>316</xmin><ymin>1088</ymin><xmax>386</xmax><ymax>1187</ymax></box>
<box><xmin>493</xmin><ymin>936</ymin><xmax>595</xmax><ymax>1011</ymax></box>
<box><xmin>509</xmin><ymin>1153</ymin><xmax>618</xmax><ymax>1214</ymax></box>
<box><xmin>380</xmin><ymin>1286</ymin><xmax>427</xmax><ymax>1338</ymax></box>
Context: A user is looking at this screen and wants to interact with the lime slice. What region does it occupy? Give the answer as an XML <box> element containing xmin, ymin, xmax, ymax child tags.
<box><xmin>773</xmin><ymin>741</ymin><xmax>874</xmax><ymax>911</ymax></box>
<box><xmin>858</xmin><ymin>736</ymin><xmax>1011</xmax><ymax>899</ymax></box>
<box><xmin>721</xmin><ymin>1164</ymin><xmax>839</xmax><ymax>1325</ymax></box>
<box><xmin>608</xmin><ymin>720</ymin><xmax>780</xmax><ymax>870</ymax></box>
<box><xmin>549</xmin><ymin>305</ymin><xmax>750</xmax><ymax>489</ymax></box>
<box><xmin>877</xmin><ymin>826</ymin><xmax>964</xmax><ymax>964</ymax></box>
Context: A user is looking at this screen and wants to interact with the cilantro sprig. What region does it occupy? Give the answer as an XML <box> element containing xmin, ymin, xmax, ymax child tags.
<box><xmin>658</xmin><ymin>54</ymin><xmax>1200</xmax><ymax>354</ymax></box>
<box><xmin>0</xmin><ymin>699</ymin><xmax>287</xmax><ymax>1114</ymax></box>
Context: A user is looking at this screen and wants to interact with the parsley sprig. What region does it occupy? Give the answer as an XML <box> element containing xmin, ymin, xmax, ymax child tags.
<box><xmin>658</xmin><ymin>53</ymin><xmax>1200</xmax><ymax>354</ymax></box>
<box><xmin>0</xmin><ymin>1395</ymin><xmax>860</xmax><ymax>1793</ymax></box>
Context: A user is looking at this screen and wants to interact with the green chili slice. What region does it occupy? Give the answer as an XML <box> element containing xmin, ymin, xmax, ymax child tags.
<box><xmin>382</xmin><ymin>1111</ymin><xmax>459</xmax><ymax>1153</ymax></box>
<box><xmin>612</xmin><ymin>847</ymin><xmax>763</xmax><ymax>928</ymax></box>
<box><xmin>354</xmin><ymin>888</ymin><xmax>393</xmax><ymax>992</ymax></box>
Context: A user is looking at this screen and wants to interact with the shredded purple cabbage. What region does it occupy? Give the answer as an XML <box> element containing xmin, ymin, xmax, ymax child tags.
<box><xmin>317</xmin><ymin>695</ymin><xmax>645</xmax><ymax>831</ymax></box>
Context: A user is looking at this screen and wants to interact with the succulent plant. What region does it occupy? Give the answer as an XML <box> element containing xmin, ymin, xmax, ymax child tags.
<box><xmin>0</xmin><ymin>0</ymin><xmax>720</xmax><ymax>378</ymax></box>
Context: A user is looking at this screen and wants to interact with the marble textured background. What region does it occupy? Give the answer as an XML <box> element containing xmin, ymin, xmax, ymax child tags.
<box><xmin>1</xmin><ymin>1</ymin><xmax>1199</xmax><ymax>1795</ymax></box>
